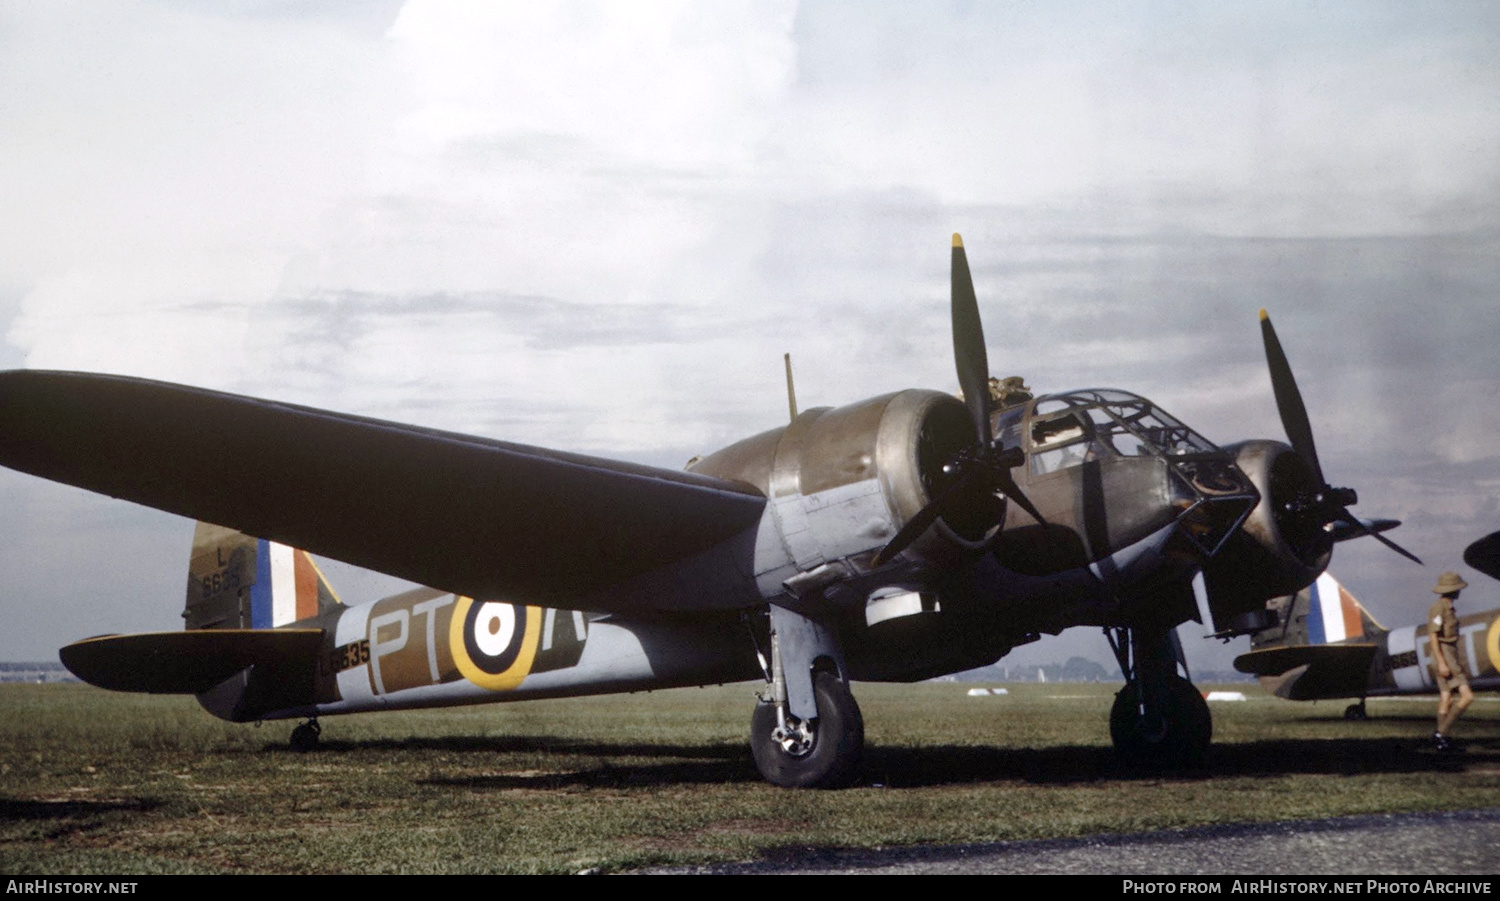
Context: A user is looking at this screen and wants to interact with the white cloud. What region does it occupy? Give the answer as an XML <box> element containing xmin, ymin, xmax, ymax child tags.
<box><xmin>3</xmin><ymin>1</ymin><xmax>1500</xmax><ymax>658</ymax></box>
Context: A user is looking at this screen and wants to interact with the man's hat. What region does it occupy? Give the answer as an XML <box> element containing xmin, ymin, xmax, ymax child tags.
<box><xmin>1432</xmin><ymin>571</ymin><xmax>1468</xmax><ymax>595</ymax></box>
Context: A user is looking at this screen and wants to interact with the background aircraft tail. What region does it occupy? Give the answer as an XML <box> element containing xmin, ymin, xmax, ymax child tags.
<box><xmin>1233</xmin><ymin>572</ymin><xmax>1383</xmax><ymax>700</ymax></box>
<box><xmin>1250</xmin><ymin>571</ymin><xmax>1384</xmax><ymax>650</ymax></box>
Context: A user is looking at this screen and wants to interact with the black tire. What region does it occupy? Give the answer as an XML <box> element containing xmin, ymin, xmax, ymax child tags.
<box><xmin>1344</xmin><ymin>703</ymin><xmax>1367</xmax><ymax>721</ymax></box>
<box><xmin>1110</xmin><ymin>675</ymin><xmax>1211</xmax><ymax>770</ymax></box>
<box><xmin>289</xmin><ymin>721</ymin><xmax>321</xmax><ymax>752</ymax></box>
<box><xmin>750</xmin><ymin>671</ymin><xmax>864</xmax><ymax>788</ymax></box>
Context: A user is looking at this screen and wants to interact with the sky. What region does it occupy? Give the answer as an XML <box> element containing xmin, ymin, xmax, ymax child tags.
<box><xmin>2</xmin><ymin>1</ymin><xmax>1499</xmax><ymax>681</ymax></box>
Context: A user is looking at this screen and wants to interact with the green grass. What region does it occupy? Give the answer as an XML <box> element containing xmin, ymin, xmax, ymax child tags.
<box><xmin>3</xmin><ymin>681</ymin><xmax>1498</xmax><ymax>874</ymax></box>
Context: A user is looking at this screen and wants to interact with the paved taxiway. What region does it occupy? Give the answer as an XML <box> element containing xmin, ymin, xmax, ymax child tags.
<box><xmin>639</xmin><ymin>808</ymin><xmax>1500</xmax><ymax>874</ymax></box>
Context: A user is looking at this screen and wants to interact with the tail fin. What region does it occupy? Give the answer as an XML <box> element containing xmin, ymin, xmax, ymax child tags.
<box><xmin>60</xmin><ymin>523</ymin><xmax>337</xmax><ymax>715</ymax></box>
<box><xmin>1250</xmin><ymin>572</ymin><xmax>1382</xmax><ymax>651</ymax></box>
<box><xmin>185</xmin><ymin>522</ymin><xmax>341</xmax><ymax>630</ymax></box>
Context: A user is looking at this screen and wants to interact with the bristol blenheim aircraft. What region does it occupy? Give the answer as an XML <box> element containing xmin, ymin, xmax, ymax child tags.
<box><xmin>1237</xmin><ymin>531</ymin><xmax>1500</xmax><ymax>720</ymax></box>
<box><xmin>0</xmin><ymin>236</ymin><xmax>1420</xmax><ymax>788</ymax></box>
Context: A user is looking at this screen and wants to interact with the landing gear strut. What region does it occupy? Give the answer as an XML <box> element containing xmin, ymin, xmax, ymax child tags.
<box><xmin>748</xmin><ymin>608</ymin><xmax>863</xmax><ymax>788</ymax></box>
<box><xmin>289</xmin><ymin>718</ymin><xmax>321</xmax><ymax>752</ymax></box>
<box><xmin>1106</xmin><ymin>626</ymin><xmax>1211</xmax><ymax>769</ymax></box>
<box><xmin>750</xmin><ymin>670</ymin><xmax>863</xmax><ymax>788</ymax></box>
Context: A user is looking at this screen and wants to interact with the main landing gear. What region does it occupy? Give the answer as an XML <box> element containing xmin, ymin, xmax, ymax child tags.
<box><xmin>1106</xmin><ymin>626</ymin><xmax>1211</xmax><ymax>769</ymax></box>
<box><xmin>749</xmin><ymin>607</ymin><xmax>863</xmax><ymax>788</ymax></box>
<box><xmin>751</xmin><ymin>670</ymin><xmax>864</xmax><ymax>788</ymax></box>
<box><xmin>1345</xmin><ymin>699</ymin><xmax>1368</xmax><ymax>721</ymax></box>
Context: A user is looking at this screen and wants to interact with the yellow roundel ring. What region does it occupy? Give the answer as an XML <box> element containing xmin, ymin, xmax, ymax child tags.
<box><xmin>449</xmin><ymin>597</ymin><xmax>542</xmax><ymax>691</ymax></box>
<box><xmin>1486</xmin><ymin>614</ymin><xmax>1500</xmax><ymax>676</ymax></box>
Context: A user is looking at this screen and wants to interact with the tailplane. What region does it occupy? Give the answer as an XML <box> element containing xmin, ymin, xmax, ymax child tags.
<box><xmin>60</xmin><ymin>629</ymin><xmax>323</xmax><ymax>695</ymax></box>
<box><xmin>60</xmin><ymin>523</ymin><xmax>340</xmax><ymax>718</ymax></box>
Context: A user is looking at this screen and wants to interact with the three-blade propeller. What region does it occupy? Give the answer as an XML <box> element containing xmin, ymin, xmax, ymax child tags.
<box><xmin>1259</xmin><ymin>309</ymin><xmax>1422</xmax><ymax>565</ymax></box>
<box><xmin>874</xmin><ymin>236</ymin><xmax>1042</xmax><ymax>566</ymax></box>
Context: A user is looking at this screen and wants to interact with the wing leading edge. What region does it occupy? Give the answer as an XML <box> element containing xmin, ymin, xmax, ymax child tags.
<box><xmin>0</xmin><ymin>370</ymin><xmax>767</xmax><ymax>613</ymax></box>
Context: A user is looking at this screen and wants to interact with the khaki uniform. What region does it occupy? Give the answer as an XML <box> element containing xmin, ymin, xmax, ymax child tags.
<box><xmin>1428</xmin><ymin>596</ymin><xmax>1468</xmax><ymax>691</ymax></box>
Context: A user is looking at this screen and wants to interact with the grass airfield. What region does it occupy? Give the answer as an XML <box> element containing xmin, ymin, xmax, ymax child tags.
<box><xmin>3</xmin><ymin>681</ymin><xmax>1498</xmax><ymax>874</ymax></box>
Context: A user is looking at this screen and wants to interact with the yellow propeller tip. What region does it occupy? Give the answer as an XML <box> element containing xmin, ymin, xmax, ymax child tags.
<box><xmin>952</xmin><ymin>233</ymin><xmax>964</xmax><ymax>248</ymax></box>
<box><xmin>1258</xmin><ymin>308</ymin><xmax>1269</xmax><ymax>321</ymax></box>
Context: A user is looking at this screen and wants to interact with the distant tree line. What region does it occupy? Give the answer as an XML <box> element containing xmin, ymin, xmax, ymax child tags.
<box><xmin>0</xmin><ymin>661</ymin><xmax>66</xmax><ymax>672</ymax></box>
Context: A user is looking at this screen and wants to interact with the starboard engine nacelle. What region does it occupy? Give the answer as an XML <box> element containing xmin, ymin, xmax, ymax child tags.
<box><xmin>689</xmin><ymin>389</ymin><xmax>990</xmax><ymax>593</ymax></box>
<box><xmin>1199</xmin><ymin>439</ymin><xmax>1334</xmax><ymax>634</ymax></box>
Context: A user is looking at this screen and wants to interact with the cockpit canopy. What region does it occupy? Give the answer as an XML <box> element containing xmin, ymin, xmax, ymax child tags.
<box><xmin>995</xmin><ymin>389</ymin><xmax>1219</xmax><ymax>476</ymax></box>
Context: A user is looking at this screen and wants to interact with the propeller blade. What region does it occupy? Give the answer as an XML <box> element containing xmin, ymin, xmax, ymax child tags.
<box><xmin>874</xmin><ymin>236</ymin><xmax>1041</xmax><ymax>568</ymax></box>
<box><xmin>1334</xmin><ymin>509</ymin><xmax>1423</xmax><ymax>565</ymax></box>
<box><xmin>1328</xmin><ymin>517</ymin><xmax>1401</xmax><ymax>543</ymax></box>
<box><xmin>872</xmin><ymin>463</ymin><xmax>1046</xmax><ymax>567</ymax></box>
<box><xmin>993</xmin><ymin>467</ymin><xmax>1045</xmax><ymax>526</ymax></box>
<box><xmin>872</xmin><ymin>468</ymin><xmax>982</xmax><ymax>566</ymax></box>
<box><xmin>1364</xmin><ymin>528</ymin><xmax>1424</xmax><ymax>566</ymax></box>
<box><xmin>952</xmin><ymin>234</ymin><xmax>992</xmax><ymax>449</ymax></box>
<box><xmin>1259</xmin><ymin>309</ymin><xmax>1325</xmax><ymax>488</ymax></box>
<box><xmin>1259</xmin><ymin>311</ymin><xmax>1418</xmax><ymax>566</ymax></box>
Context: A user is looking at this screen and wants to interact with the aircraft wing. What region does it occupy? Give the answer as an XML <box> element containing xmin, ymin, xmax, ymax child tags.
<box><xmin>0</xmin><ymin>371</ymin><xmax>767</xmax><ymax>613</ymax></box>
<box><xmin>1465</xmin><ymin>530</ymin><xmax>1500</xmax><ymax>583</ymax></box>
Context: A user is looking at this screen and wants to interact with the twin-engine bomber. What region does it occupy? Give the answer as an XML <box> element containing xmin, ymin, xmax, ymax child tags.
<box><xmin>0</xmin><ymin>235</ymin><xmax>1419</xmax><ymax>787</ymax></box>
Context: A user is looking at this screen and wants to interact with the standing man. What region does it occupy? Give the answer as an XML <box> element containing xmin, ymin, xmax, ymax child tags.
<box><xmin>1428</xmin><ymin>571</ymin><xmax>1474</xmax><ymax>751</ymax></box>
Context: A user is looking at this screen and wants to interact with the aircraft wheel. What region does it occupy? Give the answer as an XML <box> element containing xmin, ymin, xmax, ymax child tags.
<box><xmin>289</xmin><ymin>721</ymin><xmax>321</xmax><ymax>752</ymax></box>
<box><xmin>750</xmin><ymin>671</ymin><xmax>863</xmax><ymax>788</ymax></box>
<box><xmin>1344</xmin><ymin>702</ymin><xmax>1368</xmax><ymax>721</ymax></box>
<box><xmin>1110</xmin><ymin>675</ymin><xmax>1211</xmax><ymax>770</ymax></box>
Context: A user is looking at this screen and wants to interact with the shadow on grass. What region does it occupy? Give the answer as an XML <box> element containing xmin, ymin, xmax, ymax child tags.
<box><xmin>271</xmin><ymin>732</ymin><xmax>1495</xmax><ymax>790</ymax></box>
<box><xmin>0</xmin><ymin>797</ymin><xmax>162</xmax><ymax>822</ymax></box>
<box><xmin>420</xmin><ymin>758</ymin><xmax>763</xmax><ymax>790</ymax></box>
<box><xmin>277</xmin><ymin>733</ymin><xmax>748</xmax><ymax>760</ymax></box>
<box><xmin>261</xmin><ymin>734</ymin><xmax>761</xmax><ymax>788</ymax></box>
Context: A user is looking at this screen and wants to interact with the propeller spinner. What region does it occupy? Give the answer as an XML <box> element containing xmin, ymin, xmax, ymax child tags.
<box><xmin>1258</xmin><ymin>309</ymin><xmax>1422</xmax><ymax>565</ymax></box>
<box><xmin>874</xmin><ymin>235</ymin><xmax>1042</xmax><ymax>566</ymax></box>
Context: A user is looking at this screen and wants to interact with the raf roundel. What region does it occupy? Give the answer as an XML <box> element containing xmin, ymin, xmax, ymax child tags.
<box><xmin>450</xmin><ymin>597</ymin><xmax>541</xmax><ymax>691</ymax></box>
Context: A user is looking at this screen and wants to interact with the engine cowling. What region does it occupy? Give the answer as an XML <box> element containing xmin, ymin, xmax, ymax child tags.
<box><xmin>688</xmin><ymin>389</ymin><xmax>987</xmax><ymax>585</ymax></box>
<box><xmin>1200</xmin><ymin>439</ymin><xmax>1334</xmax><ymax>634</ymax></box>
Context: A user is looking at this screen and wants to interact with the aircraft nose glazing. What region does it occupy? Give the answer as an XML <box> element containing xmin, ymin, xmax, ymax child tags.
<box><xmin>1167</xmin><ymin>457</ymin><xmax>1259</xmax><ymax>557</ymax></box>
